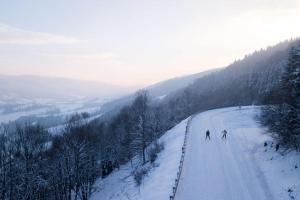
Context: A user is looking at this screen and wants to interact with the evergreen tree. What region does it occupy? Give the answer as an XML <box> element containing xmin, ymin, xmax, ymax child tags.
<box><xmin>131</xmin><ymin>90</ymin><xmax>151</xmax><ymax>165</ymax></box>
<box><xmin>261</xmin><ymin>39</ymin><xmax>300</xmax><ymax>149</ymax></box>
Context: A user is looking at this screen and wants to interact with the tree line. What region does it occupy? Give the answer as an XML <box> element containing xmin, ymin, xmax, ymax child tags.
<box><xmin>260</xmin><ymin>39</ymin><xmax>300</xmax><ymax>150</ymax></box>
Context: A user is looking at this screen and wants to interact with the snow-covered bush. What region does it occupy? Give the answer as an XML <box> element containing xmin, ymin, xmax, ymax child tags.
<box><xmin>148</xmin><ymin>142</ymin><xmax>164</xmax><ymax>163</ymax></box>
<box><xmin>133</xmin><ymin>166</ymin><xmax>150</xmax><ymax>186</ymax></box>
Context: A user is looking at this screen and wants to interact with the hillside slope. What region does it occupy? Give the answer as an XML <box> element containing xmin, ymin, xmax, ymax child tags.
<box><xmin>157</xmin><ymin>40</ymin><xmax>297</xmax><ymax>124</ymax></box>
<box><xmin>91</xmin><ymin>107</ymin><xmax>300</xmax><ymax>200</ymax></box>
<box><xmin>98</xmin><ymin>69</ymin><xmax>217</xmax><ymax>119</ymax></box>
<box><xmin>147</xmin><ymin>69</ymin><xmax>220</xmax><ymax>100</ymax></box>
<box><xmin>91</xmin><ymin>117</ymin><xmax>190</xmax><ymax>200</ymax></box>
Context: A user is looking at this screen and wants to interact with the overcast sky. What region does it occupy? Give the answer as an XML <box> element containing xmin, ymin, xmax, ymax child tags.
<box><xmin>0</xmin><ymin>0</ymin><xmax>299</xmax><ymax>87</ymax></box>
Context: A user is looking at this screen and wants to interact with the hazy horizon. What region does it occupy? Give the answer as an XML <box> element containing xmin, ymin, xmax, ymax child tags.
<box><xmin>1</xmin><ymin>0</ymin><xmax>300</xmax><ymax>87</ymax></box>
<box><xmin>0</xmin><ymin>73</ymin><xmax>140</xmax><ymax>88</ymax></box>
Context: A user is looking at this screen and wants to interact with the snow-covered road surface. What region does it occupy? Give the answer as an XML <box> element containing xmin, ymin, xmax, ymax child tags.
<box><xmin>176</xmin><ymin>107</ymin><xmax>274</xmax><ymax>200</ymax></box>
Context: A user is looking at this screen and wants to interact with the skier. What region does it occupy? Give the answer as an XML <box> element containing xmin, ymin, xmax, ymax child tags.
<box><xmin>222</xmin><ymin>129</ymin><xmax>227</xmax><ymax>139</ymax></box>
<box><xmin>205</xmin><ymin>130</ymin><xmax>211</xmax><ymax>140</ymax></box>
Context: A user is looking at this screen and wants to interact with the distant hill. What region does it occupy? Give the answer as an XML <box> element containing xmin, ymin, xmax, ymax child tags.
<box><xmin>98</xmin><ymin>69</ymin><xmax>218</xmax><ymax>120</ymax></box>
<box><xmin>0</xmin><ymin>75</ymin><xmax>132</xmax><ymax>101</ymax></box>
<box><xmin>0</xmin><ymin>69</ymin><xmax>217</xmax><ymax>126</ymax></box>
<box><xmin>146</xmin><ymin>69</ymin><xmax>220</xmax><ymax>100</ymax></box>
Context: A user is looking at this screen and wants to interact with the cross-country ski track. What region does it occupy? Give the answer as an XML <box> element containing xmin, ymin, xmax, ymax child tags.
<box><xmin>176</xmin><ymin>107</ymin><xmax>274</xmax><ymax>200</ymax></box>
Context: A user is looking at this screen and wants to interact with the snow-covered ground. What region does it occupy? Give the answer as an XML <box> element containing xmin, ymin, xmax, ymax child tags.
<box><xmin>0</xmin><ymin>97</ymin><xmax>108</xmax><ymax>127</ymax></box>
<box><xmin>90</xmin><ymin>118</ymin><xmax>189</xmax><ymax>200</ymax></box>
<box><xmin>0</xmin><ymin>107</ymin><xmax>50</xmax><ymax>123</ymax></box>
<box><xmin>91</xmin><ymin>106</ymin><xmax>300</xmax><ymax>200</ymax></box>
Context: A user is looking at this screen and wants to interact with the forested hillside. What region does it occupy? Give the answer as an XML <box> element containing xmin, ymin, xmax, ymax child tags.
<box><xmin>99</xmin><ymin>40</ymin><xmax>295</xmax><ymax>125</ymax></box>
<box><xmin>159</xmin><ymin>40</ymin><xmax>295</xmax><ymax>121</ymax></box>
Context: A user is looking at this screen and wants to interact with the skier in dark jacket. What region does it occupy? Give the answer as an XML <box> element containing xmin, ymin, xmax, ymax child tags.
<box><xmin>205</xmin><ymin>130</ymin><xmax>211</xmax><ymax>140</ymax></box>
<box><xmin>222</xmin><ymin>129</ymin><xmax>227</xmax><ymax>139</ymax></box>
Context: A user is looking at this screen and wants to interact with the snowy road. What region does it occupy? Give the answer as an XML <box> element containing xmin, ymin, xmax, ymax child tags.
<box><xmin>176</xmin><ymin>107</ymin><xmax>274</xmax><ymax>200</ymax></box>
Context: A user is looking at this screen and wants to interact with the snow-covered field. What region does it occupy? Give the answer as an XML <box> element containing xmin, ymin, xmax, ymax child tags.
<box><xmin>0</xmin><ymin>97</ymin><xmax>108</xmax><ymax>126</ymax></box>
<box><xmin>91</xmin><ymin>106</ymin><xmax>300</xmax><ymax>200</ymax></box>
